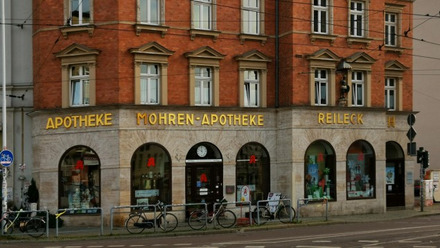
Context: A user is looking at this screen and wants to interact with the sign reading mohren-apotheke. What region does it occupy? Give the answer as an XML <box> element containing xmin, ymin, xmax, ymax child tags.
<box><xmin>46</xmin><ymin>112</ymin><xmax>265</xmax><ymax>129</ymax></box>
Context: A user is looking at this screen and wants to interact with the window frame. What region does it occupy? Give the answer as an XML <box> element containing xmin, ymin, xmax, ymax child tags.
<box><xmin>345</xmin><ymin>52</ymin><xmax>376</xmax><ymax>107</ymax></box>
<box><xmin>55</xmin><ymin>43</ymin><xmax>99</xmax><ymax>108</ymax></box>
<box><xmin>130</xmin><ymin>42</ymin><xmax>174</xmax><ymax>106</ymax></box>
<box><xmin>349</xmin><ymin>1</ymin><xmax>365</xmax><ymax>37</ymax></box>
<box><xmin>69</xmin><ymin>0</ymin><xmax>92</xmax><ymax>26</ymax></box>
<box><xmin>61</xmin><ymin>0</ymin><xmax>94</xmax><ymax>38</ymax></box>
<box><xmin>140</xmin><ymin>63</ymin><xmax>160</xmax><ymax>105</ymax></box>
<box><xmin>192</xmin><ymin>0</ymin><xmax>214</xmax><ymax>30</ymax></box>
<box><xmin>385</xmin><ymin>77</ymin><xmax>396</xmax><ymax>111</ymax></box>
<box><xmin>244</xmin><ymin>70</ymin><xmax>260</xmax><ymax>107</ymax></box>
<box><xmin>139</xmin><ymin>0</ymin><xmax>161</xmax><ymax>25</ymax></box>
<box><xmin>314</xmin><ymin>69</ymin><xmax>329</xmax><ymax>106</ymax></box>
<box><xmin>384</xmin><ymin>60</ymin><xmax>408</xmax><ymax>111</ymax></box>
<box><xmin>242</xmin><ymin>0</ymin><xmax>262</xmax><ymax>35</ymax></box>
<box><xmin>70</xmin><ymin>65</ymin><xmax>91</xmax><ymax>107</ymax></box>
<box><xmin>195</xmin><ymin>67</ymin><xmax>213</xmax><ymax>106</ymax></box>
<box><xmin>385</xmin><ymin>12</ymin><xmax>397</xmax><ymax>47</ymax></box>
<box><xmin>351</xmin><ymin>71</ymin><xmax>365</xmax><ymax>107</ymax></box>
<box><xmin>384</xmin><ymin>3</ymin><xmax>404</xmax><ymax>51</ymax></box>
<box><xmin>312</xmin><ymin>0</ymin><xmax>329</xmax><ymax>35</ymax></box>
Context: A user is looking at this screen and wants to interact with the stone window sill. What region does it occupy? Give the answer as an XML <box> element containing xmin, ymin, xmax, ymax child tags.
<box><xmin>310</xmin><ymin>33</ymin><xmax>337</xmax><ymax>44</ymax></box>
<box><xmin>135</xmin><ymin>24</ymin><xmax>168</xmax><ymax>37</ymax></box>
<box><xmin>347</xmin><ymin>37</ymin><xmax>374</xmax><ymax>46</ymax></box>
<box><xmin>190</xmin><ymin>29</ymin><xmax>221</xmax><ymax>41</ymax></box>
<box><xmin>239</xmin><ymin>34</ymin><xmax>268</xmax><ymax>45</ymax></box>
<box><xmin>60</xmin><ymin>25</ymin><xmax>95</xmax><ymax>39</ymax></box>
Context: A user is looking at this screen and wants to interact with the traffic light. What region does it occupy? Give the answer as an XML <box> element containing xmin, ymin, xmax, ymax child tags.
<box><xmin>417</xmin><ymin>147</ymin><xmax>424</xmax><ymax>164</ymax></box>
<box><xmin>423</xmin><ymin>151</ymin><xmax>430</xmax><ymax>169</ymax></box>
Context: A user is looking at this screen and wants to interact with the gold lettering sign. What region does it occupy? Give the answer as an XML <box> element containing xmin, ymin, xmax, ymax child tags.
<box><xmin>46</xmin><ymin>113</ymin><xmax>113</xmax><ymax>129</ymax></box>
<box><xmin>136</xmin><ymin>113</ymin><xmax>264</xmax><ymax>127</ymax></box>
<box><xmin>318</xmin><ymin>112</ymin><xmax>364</xmax><ymax>125</ymax></box>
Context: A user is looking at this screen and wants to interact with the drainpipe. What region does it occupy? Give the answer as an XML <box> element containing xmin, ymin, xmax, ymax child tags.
<box><xmin>275</xmin><ymin>0</ymin><xmax>279</xmax><ymax>108</ymax></box>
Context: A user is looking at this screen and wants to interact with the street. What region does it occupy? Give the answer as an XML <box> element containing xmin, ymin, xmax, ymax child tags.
<box><xmin>2</xmin><ymin>215</ymin><xmax>440</xmax><ymax>248</ymax></box>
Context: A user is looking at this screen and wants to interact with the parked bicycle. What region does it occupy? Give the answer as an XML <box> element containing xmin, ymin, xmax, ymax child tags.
<box><xmin>188</xmin><ymin>198</ymin><xmax>236</xmax><ymax>230</ymax></box>
<box><xmin>1</xmin><ymin>209</ymin><xmax>46</xmax><ymax>237</ymax></box>
<box><xmin>253</xmin><ymin>193</ymin><xmax>296</xmax><ymax>225</ymax></box>
<box><xmin>125</xmin><ymin>201</ymin><xmax>178</xmax><ymax>234</ymax></box>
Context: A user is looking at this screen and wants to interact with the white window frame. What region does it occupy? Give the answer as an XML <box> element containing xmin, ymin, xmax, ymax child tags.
<box><xmin>385</xmin><ymin>78</ymin><xmax>396</xmax><ymax>110</ymax></box>
<box><xmin>350</xmin><ymin>1</ymin><xmax>365</xmax><ymax>37</ymax></box>
<box><xmin>193</xmin><ymin>0</ymin><xmax>212</xmax><ymax>30</ymax></box>
<box><xmin>195</xmin><ymin>67</ymin><xmax>212</xmax><ymax>106</ymax></box>
<box><xmin>385</xmin><ymin>12</ymin><xmax>397</xmax><ymax>47</ymax></box>
<box><xmin>242</xmin><ymin>0</ymin><xmax>260</xmax><ymax>35</ymax></box>
<box><xmin>140</xmin><ymin>63</ymin><xmax>160</xmax><ymax>105</ymax></box>
<box><xmin>139</xmin><ymin>0</ymin><xmax>160</xmax><ymax>25</ymax></box>
<box><xmin>351</xmin><ymin>71</ymin><xmax>364</xmax><ymax>106</ymax></box>
<box><xmin>69</xmin><ymin>0</ymin><xmax>91</xmax><ymax>25</ymax></box>
<box><xmin>312</xmin><ymin>0</ymin><xmax>329</xmax><ymax>34</ymax></box>
<box><xmin>244</xmin><ymin>70</ymin><xmax>260</xmax><ymax>107</ymax></box>
<box><xmin>70</xmin><ymin>65</ymin><xmax>90</xmax><ymax>107</ymax></box>
<box><xmin>314</xmin><ymin>69</ymin><xmax>328</xmax><ymax>106</ymax></box>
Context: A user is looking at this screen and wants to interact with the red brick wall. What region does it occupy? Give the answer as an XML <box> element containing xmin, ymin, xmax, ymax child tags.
<box><xmin>33</xmin><ymin>0</ymin><xmax>412</xmax><ymax>111</ymax></box>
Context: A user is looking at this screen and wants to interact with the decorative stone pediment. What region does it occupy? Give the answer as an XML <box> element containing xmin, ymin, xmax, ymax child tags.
<box><xmin>307</xmin><ymin>49</ymin><xmax>341</xmax><ymax>62</ymax></box>
<box><xmin>184</xmin><ymin>46</ymin><xmax>225</xmax><ymax>60</ymax></box>
<box><xmin>385</xmin><ymin>60</ymin><xmax>408</xmax><ymax>71</ymax></box>
<box><xmin>55</xmin><ymin>43</ymin><xmax>100</xmax><ymax>58</ymax></box>
<box><xmin>235</xmin><ymin>50</ymin><xmax>271</xmax><ymax>63</ymax></box>
<box><xmin>345</xmin><ymin>52</ymin><xmax>376</xmax><ymax>64</ymax></box>
<box><xmin>130</xmin><ymin>42</ymin><xmax>174</xmax><ymax>56</ymax></box>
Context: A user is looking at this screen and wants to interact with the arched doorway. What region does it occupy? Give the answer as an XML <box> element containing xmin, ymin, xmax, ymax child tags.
<box><xmin>185</xmin><ymin>142</ymin><xmax>223</xmax><ymax>205</ymax></box>
<box><xmin>386</xmin><ymin>141</ymin><xmax>405</xmax><ymax>208</ymax></box>
<box><xmin>130</xmin><ymin>143</ymin><xmax>172</xmax><ymax>205</ymax></box>
<box><xmin>59</xmin><ymin>146</ymin><xmax>101</xmax><ymax>209</ymax></box>
<box><xmin>236</xmin><ymin>142</ymin><xmax>270</xmax><ymax>204</ymax></box>
<box><xmin>305</xmin><ymin>140</ymin><xmax>336</xmax><ymax>200</ymax></box>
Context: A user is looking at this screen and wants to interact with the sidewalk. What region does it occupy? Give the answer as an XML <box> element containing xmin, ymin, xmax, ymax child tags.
<box><xmin>2</xmin><ymin>204</ymin><xmax>440</xmax><ymax>241</ymax></box>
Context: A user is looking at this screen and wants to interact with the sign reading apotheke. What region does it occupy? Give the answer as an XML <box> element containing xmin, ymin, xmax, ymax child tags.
<box><xmin>46</xmin><ymin>112</ymin><xmax>264</xmax><ymax>130</ymax></box>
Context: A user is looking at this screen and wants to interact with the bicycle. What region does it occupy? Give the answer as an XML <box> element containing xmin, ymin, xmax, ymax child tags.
<box><xmin>188</xmin><ymin>198</ymin><xmax>237</xmax><ymax>230</ymax></box>
<box><xmin>1</xmin><ymin>209</ymin><xmax>46</xmax><ymax>237</ymax></box>
<box><xmin>125</xmin><ymin>201</ymin><xmax>178</xmax><ymax>234</ymax></box>
<box><xmin>253</xmin><ymin>194</ymin><xmax>296</xmax><ymax>225</ymax></box>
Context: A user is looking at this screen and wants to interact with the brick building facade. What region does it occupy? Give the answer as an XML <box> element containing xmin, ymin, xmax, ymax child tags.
<box><xmin>31</xmin><ymin>0</ymin><xmax>415</xmax><ymax>224</ymax></box>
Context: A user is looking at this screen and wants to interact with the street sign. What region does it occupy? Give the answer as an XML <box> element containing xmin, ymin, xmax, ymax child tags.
<box><xmin>407</xmin><ymin>127</ymin><xmax>417</xmax><ymax>141</ymax></box>
<box><xmin>0</xmin><ymin>149</ymin><xmax>14</xmax><ymax>167</ymax></box>
<box><xmin>407</xmin><ymin>114</ymin><xmax>416</xmax><ymax>126</ymax></box>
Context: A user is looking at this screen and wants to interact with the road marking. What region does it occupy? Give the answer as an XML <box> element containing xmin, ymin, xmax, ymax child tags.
<box><xmin>358</xmin><ymin>240</ymin><xmax>379</xmax><ymax>243</ymax></box>
<box><xmin>129</xmin><ymin>245</ymin><xmax>145</xmax><ymax>247</ymax></box>
<box><xmin>108</xmin><ymin>246</ymin><xmax>125</xmax><ymax>248</ymax></box>
<box><xmin>312</xmin><ymin>240</ymin><xmax>332</xmax><ymax>243</ymax></box>
<box><xmin>174</xmin><ymin>244</ymin><xmax>193</xmax><ymax>246</ymax></box>
<box><xmin>296</xmin><ymin>246</ymin><xmax>341</xmax><ymax>248</ymax></box>
<box><xmin>87</xmin><ymin>246</ymin><xmax>104</xmax><ymax>248</ymax></box>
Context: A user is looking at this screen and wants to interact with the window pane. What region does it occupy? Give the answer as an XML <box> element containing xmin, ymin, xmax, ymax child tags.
<box><xmin>140</xmin><ymin>78</ymin><xmax>148</xmax><ymax>103</ymax></box>
<box><xmin>83</xmin><ymin>80</ymin><xmax>90</xmax><ymax>104</ymax></box>
<box><xmin>320</xmin><ymin>11</ymin><xmax>327</xmax><ymax>33</ymax></box>
<box><xmin>202</xmin><ymin>81</ymin><xmax>211</xmax><ymax>105</ymax></box>
<box><xmin>346</xmin><ymin>141</ymin><xmax>376</xmax><ymax>199</ymax></box>
<box><xmin>71</xmin><ymin>80</ymin><xmax>81</xmax><ymax>106</ymax></box>
<box><xmin>149</xmin><ymin>78</ymin><xmax>158</xmax><ymax>103</ymax></box>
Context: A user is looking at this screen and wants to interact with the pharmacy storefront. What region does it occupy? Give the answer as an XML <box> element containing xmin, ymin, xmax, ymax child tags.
<box><xmin>31</xmin><ymin>106</ymin><xmax>415</xmax><ymax>224</ymax></box>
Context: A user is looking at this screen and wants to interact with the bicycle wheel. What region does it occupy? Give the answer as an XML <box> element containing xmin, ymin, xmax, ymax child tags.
<box><xmin>253</xmin><ymin>206</ymin><xmax>270</xmax><ymax>225</ymax></box>
<box><xmin>277</xmin><ymin>205</ymin><xmax>296</xmax><ymax>223</ymax></box>
<box><xmin>188</xmin><ymin>210</ymin><xmax>206</xmax><ymax>230</ymax></box>
<box><xmin>26</xmin><ymin>218</ymin><xmax>46</xmax><ymax>237</ymax></box>
<box><xmin>125</xmin><ymin>214</ymin><xmax>146</xmax><ymax>234</ymax></box>
<box><xmin>158</xmin><ymin>213</ymin><xmax>178</xmax><ymax>232</ymax></box>
<box><xmin>216</xmin><ymin>209</ymin><xmax>236</xmax><ymax>228</ymax></box>
<box><xmin>2</xmin><ymin>219</ymin><xmax>14</xmax><ymax>234</ymax></box>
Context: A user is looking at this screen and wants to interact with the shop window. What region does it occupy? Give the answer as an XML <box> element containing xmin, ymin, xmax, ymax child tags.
<box><xmin>131</xmin><ymin>143</ymin><xmax>171</xmax><ymax>205</ymax></box>
<box><xmin>305</xmin><ymin>140</ymin><xmax>336</xmax><ymax>200</ymax></box>
<box><xmin>236</xmin><ymin>142</ymin><xmax>270</xmax><ymax>204</ymax></box>
<box><xmin>346</xmin><ymin>140</ymin><xmax>376</xmax><ymax>199</ymax></box>
<box><xmin>59</xmin><ymin>146</ymin><xmax>100</xmax><ymax>209</ymax></box>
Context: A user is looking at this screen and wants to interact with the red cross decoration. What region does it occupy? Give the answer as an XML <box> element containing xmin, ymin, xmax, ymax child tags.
<box><xmin>357</xmin><ymin>153</ymin><xmax>364</xmax><ymax>161</ymax></box>
<box><xmin>147</xmin><ymin>157</ymin><xmax>156</xmax><ymax>167</ymax></box>
<box><xmin>75</xmin><ymin>160</ymin><xmax>84</xmax><ymax>170</ymax></box>
<box><xmin>249</xmin><ymin>155</ymin><xmax>256</xmax><ymax>164</ymax></box>
<box><xmin>317</xmin><ymin>153</ymin><xmax>324</xmax><ymax>163</ymax></box>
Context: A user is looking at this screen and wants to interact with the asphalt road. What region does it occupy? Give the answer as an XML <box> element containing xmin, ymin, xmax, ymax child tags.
<box><xmin>2</xmin><ymin>215</ymin><xmax>440</xmax><ymax>248</ymax></box>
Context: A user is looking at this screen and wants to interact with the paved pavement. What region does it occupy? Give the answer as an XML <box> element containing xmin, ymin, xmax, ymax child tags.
<box><xmin>1</xmin><ymin>204</ymin><xmax>440</xmax><ymax>242</ymax></box>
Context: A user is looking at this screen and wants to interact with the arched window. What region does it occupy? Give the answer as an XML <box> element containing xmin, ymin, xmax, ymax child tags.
<box><xmin>236</xmin><ymin>142</ymin><xmax>270</xmax><ymax>204</ymax></box>
<box><xmin>59</xmin><ymin>146</ymin><xmax>100</xmax><ymax>209</ymax></box>
<box><xmin>131</xmin><ymin>143</ymin><xmax>171</xmax><ymax>205</ymax></box>
<box><xmin>346</xmin><ymin>140</ymin><xmax>376</xmax><ymax>199</ymax></box>
<box><xmin>305</xmin><ymin>140</ymin><xmax>336</xmax><ymax>200</ymax></box>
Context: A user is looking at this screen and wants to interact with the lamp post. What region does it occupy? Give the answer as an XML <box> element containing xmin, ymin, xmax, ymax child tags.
<box><xmin>1</xmin><ymin>0</ymin><xmax>8</xmax><ymax>231</ymax></box>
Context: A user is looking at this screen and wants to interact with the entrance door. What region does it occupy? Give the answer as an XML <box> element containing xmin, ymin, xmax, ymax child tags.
<box><xmin>186</xmin><ymin>163</ymin><xmax>223</xmax><ymax>205</ymax></box>
<box><xmin>386</xmin><ymin>161</ymin><xmax>405</xmax><ymax>207</ymax></box>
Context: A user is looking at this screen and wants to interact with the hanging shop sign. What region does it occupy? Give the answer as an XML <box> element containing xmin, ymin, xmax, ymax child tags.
<box><xmin>318</xmin><ymin>112</ymin><xmax>364</xmax><ymax>125</ymax></box>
